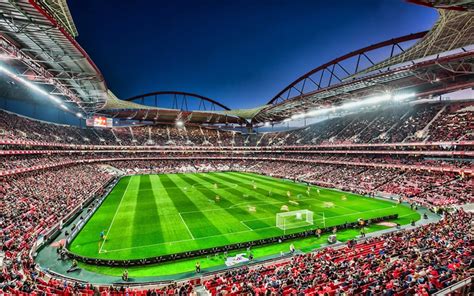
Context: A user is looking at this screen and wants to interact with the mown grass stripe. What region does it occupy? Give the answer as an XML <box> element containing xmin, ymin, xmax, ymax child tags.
<box><xmin>215</xmin><ymin>172</ymin><xmax>344</xmax><ymax>222</ymax></box>
<box><xmin>230</xmin><ymin>172</ymin><xmax>308</xmax><ymax>193</ymax></box>
<box><xmin>100</xmin><ymin>176</ymin><xmax>141</xmax><ymax>254</ymax></box>
<box><xmin>173</xmin><ymin>174</ymin><xmax>249</xmax><ymax>234</ymax></box>
<box><xmin>148</xmin><ymin>175</ymin><xmax>193</xmax><ymax>244</ymax></box>
<box><xmin>230</xmin><ymin>172</ymin><xmax>359</xmax><ymax>216</ymax></box>
<box><xmin>68</xmin><ymin>172</ymin><xmax>420</xmax><ymax>262</ymax></box>
<box><xmin>184</xmin><ymin>174</ymin><xmax>256</xmax><ymax>226</ymax></box>
<box><xmin>204</xmin><ymin>173</ymin><xmax>288</xmax><ymax>217</ymax></box>
<box><xmin>131</xmin><ymin>175</ymin><xmax>164</xmax><ymax>247</ymax></box>
<box><xmin>160</xmin><ymin>174</ymin><xmax>228</xmax><ymax>240</ymax></box>
<box><xmin>70</xmin><ymin>176</ymin><xmax>133</xmax><ymax>256</ymax></box>
<box><xmin>220</xmin><ymin>172</ymin><xmax>319</xmax><ymax>210</ymax></box>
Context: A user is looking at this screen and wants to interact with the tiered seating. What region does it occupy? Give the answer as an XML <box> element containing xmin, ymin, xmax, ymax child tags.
<box><xmin>384</xmin><ymin>103</ymin><xmax>444</xmax><ymax>143</ymax></box>
<box><xmin>0</xmin><ymin>100</ymin><xmax>472</xmax><ymax>294</ymax></box>
<box><xmin>1</xmin><ymin>164</ymin><xmax>114</xmax><ymax>294</ymax></box>
<box><xmin>414</xmin><ymin>177</ymin><xmax>473</xmax><ymax>206</ymax></box>
<box><xmin>204</xmin><ymin>210</ymin><xmax>472</xmax><ymax>295</ymax></box>
<box><xmin>427</xmin><ymin>103</ymin><xmax>474</xmax><ymax>141</ymax></box>
<box><xmin>378</xmin><ymin>171</ymin><xmax>455</xmax><ymax>197</ymax></box>
<box><xmin>256</xmin><ymin>101</ymin><xmax>472</xmax><ymax>146</ymax></box>
<box><xmin>0</xmin><ymin>109</ymin><xmax>243</xmax><ymax>146</ymax></box>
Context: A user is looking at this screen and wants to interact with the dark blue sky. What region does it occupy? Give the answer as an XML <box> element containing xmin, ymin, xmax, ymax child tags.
<box><xmin>68</xmin><ymin>0</ymin><xmax>437</xmax><ymax>109</ymax></box>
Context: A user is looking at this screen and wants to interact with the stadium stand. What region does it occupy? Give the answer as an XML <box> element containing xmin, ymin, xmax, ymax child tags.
<box><xmin>0</xmin><ymin>155</ymin><xmax>472</xmax><ymax>294</ymax></box>
<box><xmin>204</xmin><ymin>209</ymin><xmax>472</xmax><ymax>296</ymax></box>
<box><xmin>0</xmin><ymin>110</ymin><xmax>242</xmax><ymax>146</ymax></box>
<box><xmin>1</xmin><ymin>165</ymin><xmax>114</xmax><ymax>295</ymax></box>
<box><xmin>254</xmin><ymin>102</ymin><xmax>473</xmax><ymax>146</ymax></box>
<box><xmin>1</xmin><ymin>106</ymin><xmax>473</xmax><ymax>294</ymax></box>
<box><xmin>0</xmin><ymin>0</ymin><xmax>472</xmax><ymax>294</ymax></box>
<box><xmin>1</xmin><ymin>101</ymin><xmax>473</xmax><ymax>147</ymax></box>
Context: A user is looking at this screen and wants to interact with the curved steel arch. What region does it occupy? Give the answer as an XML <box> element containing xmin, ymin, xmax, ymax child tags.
<box><xmin>407</xmin><ymin>0</ymin><xmax>473</xmax><ymax>11</ymax></box>
<box><xmin>125</xmin><ymin>91</ymin><xmax>231</xmax><ymax>111</ymax></box>
<box><xmin>267</xmin><ymin>31</ymin><xmax>428</xmax><ymax>105</ymax></box>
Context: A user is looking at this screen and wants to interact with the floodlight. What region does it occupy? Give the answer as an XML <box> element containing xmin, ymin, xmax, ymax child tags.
<box><xmin>48</xmin><ymin>95</ymin><xmax>62</xmax><ymax>104</ymax></box>
<box><xmin>291</xmin><ymin>113</ymin><xmax>306</xmax><ymax>120</ymax></box>
<box><xmin>287</xmin><ymin>91</ymin><xmax>414</xmax><ymax>122</ymax></box>
<box><xmin>0</xmin><ymin>63</ymin><xmax>64</xmax><ymax>106</ymax></box>
<box><xmin>0</xmin><ymin>54</ymin><xmax>12</xmax><ymax>60</ymax></box>
<box><xmin>393</xmin><ymin>93</ymin><xmax>415</xmax><ymax>101</ymax></box>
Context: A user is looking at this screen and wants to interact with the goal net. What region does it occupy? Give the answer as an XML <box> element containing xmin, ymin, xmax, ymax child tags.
<box><xmin>276</xmin><ymin>209</ymin><xmax>314</xmax><ymax>232</ymax></box>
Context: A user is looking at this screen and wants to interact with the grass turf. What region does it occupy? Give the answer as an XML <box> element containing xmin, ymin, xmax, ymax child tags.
<box><xmin>69</xmin><ymin>171</ymin><xmax>419</xmax><ymax>265</ymax></box>
<box><xmin>77</xmin><ymin>226</ymin><xmax>392</xmax><ymax>278</ymax></box>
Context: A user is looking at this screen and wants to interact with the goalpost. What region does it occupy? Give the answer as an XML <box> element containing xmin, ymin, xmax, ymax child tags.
<box><xmin>276</xmin><ymin>209</ymin><xmax>314</xmax><ymax>234</ymax></box>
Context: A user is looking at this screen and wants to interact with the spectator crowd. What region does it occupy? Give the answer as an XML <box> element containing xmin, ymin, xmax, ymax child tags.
<box><xmin>1</xmin><ymin>101</ymin><xmax>473</xmax><ymax>147</ymax></box>
<box><xmin>204</xmin><ymin>209</ymin><xmax>472</xmax><ymax>295</ymax></box>
<box><xmin>0</xmin><ymin>100</ymin><xmax>472</xmax><ymax>295</ymax></box>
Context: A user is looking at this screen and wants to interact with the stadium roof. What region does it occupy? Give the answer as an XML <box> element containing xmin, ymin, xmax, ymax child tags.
<box><xmin>0</xmin><ymin>1</ymin><xmax>472</xmax><ymax>127</ymax></box>
<box><xmin>353</xmin><ymin>10</ymin><xmax>474</xmax><ymax>77</ymax></box>
<box><xmin>0</xmin><ymin>0</ymin><xmax>107</xmax><ymax>113</ymax></box>
<box><xmin>407</xmin><ymin>0</ymin><xmax>474</xmax><ymax>11</ymax></box>
<box><xmin>251</xmin><ymin>9</ymin><xmax>474</xmax><ymax>123</ymax></box>
<box><xmin>98</xmin><ymin>91</ymin><xmax>246</xmax><ymax>125</ymax></box>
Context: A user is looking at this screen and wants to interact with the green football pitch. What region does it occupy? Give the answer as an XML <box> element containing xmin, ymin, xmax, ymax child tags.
<box><xmin>69</xmin><ymin>172</ymin><xmax>418</xmax><ymax>263</ymax></box>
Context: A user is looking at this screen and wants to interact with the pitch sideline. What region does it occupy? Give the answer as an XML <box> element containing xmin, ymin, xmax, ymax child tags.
<box><xmin>98</xmin><ymin>177</ymin><xmax>132</xmax><ymax>253</ymax></box>
<box><xmin>101</xmin><ymin>205</ymin><xmax>401</xmax><ymax>254</ymax></box>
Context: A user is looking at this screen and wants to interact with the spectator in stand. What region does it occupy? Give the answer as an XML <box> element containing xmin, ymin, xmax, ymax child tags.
<box><xmin>204</xmin><ymin>210</ymin><xmax>472</xmax><ymax>295</ymax></box>
<box><xmin>1</xmin><ymin>100</ymin><xmax>473</xmax><ymax>147</ymax></box>
<box><xmin>0</xmin><ymin>100</ymin><xmax>472</xmax><ymax>295</ymax></box>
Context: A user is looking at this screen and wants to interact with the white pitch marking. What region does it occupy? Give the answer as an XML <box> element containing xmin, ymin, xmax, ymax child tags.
<box><xmin>103</xmin><ymin>205</ymin><xmax>402</xmax><ymax>254</ymax></box>
<box><xmin>99</xmin><ymin>174</ymin><xmax>407</xmax><ymax>254</ymax></box>
<box><xmin>102</xmin><ymin>225</ymin><xmax>277</xmax><ymax>253</ymax></box>
<box><xmin>240</xmin><ymin>220</ymin><xmax>253</xmax><ymax>230</ymax></box>
<box><xmin>228</xmin><ymin>197</ymin><xmax>316</xmax><ymax>209</ymax></box>
<box><xmin>178</xmin><ymin>212</ymin><xmax>195</xmax><ymax>240</ymax></box>
<box><xmin>99</xmin><ymin>177</ymin><xmax>132</xmax><ymax>253</ymax></box>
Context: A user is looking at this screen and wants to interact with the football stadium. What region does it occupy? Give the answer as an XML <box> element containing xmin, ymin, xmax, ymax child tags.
<box><xmin>0</xmin><ymin>1</ymin><xmax>473</xmax><ymax>295</ymax></box>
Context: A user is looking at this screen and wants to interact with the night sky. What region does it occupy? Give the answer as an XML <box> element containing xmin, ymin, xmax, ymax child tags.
<box><xmin>68</xmin><ymin>0</ymin><xmax>437</xmax><ymax>109</ymax></box>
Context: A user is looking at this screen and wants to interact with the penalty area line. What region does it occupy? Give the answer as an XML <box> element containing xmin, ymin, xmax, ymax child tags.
<box><xmin>101</xmin><ymin>201</ymin><xmax>407</xmax><ymax>254</ymax></box>
<box><xmin>101</xmin><ymin>204</ymin><xmax>399</xmax><ymax>254</ymax></box>
<box><xmin>103</xmin><ymin>224</ymin><xmax>280</xmax><ymax>254</ymax></box>
<box><xmin>240</xmin><ymin>220</ymin><xmax>253</xmax><ymax>231</ymax></box>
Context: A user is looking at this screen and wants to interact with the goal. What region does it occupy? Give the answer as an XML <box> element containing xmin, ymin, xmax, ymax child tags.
<box><xmin>276</xmin><ymin>209</ymin><xmax>314</xmax><ymax>233</ymax></box>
